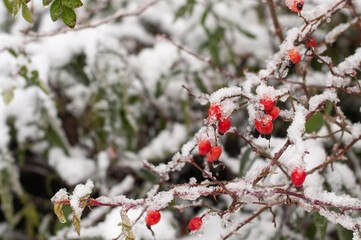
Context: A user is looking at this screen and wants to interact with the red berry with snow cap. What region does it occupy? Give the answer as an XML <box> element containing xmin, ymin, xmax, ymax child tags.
<box><xmin>288</xmin><ymin>48</ymin><xmax>301</xmax><ymax>64</ymax></box>
<box><xmin>218</xmin><ymin>118</ymin><xmax>231</xmax><ymax>134</ymax></box>
<box><xmin>145</xmin><ymin>210</ymin><xmax>161</xmax><ymax>226</ymax></box>
<box><xmin>188</xmin><ymin>217</ymin><xmax>203</xmax><ymax>232</ymax></box>
<box><xmin>207</xmin><ymin>145</ymin><xmax>222</xmax><ymax>162</ymax></box>
<box><xmin>260</xmin><ymin>98</ymin><xmax>275</xmax><ymax>111</ymax></box>
<box><xmin>286</xmin><ymin>0</ymin><xmax>304</xmax><ymax>12</ymax></box>
<box><xmin>291</xmin><ymin>168</ymin><xmax>306</xmax><ymax>187</ymax></box>
<box><xmin>208</xmin><ymin>104</ymin><xmax>222</xmax><ymax>121</ymax></box>
<box><xmin>198</xmin><ymin>139</ymin><xmax>212</xmax><ymax>156</ymax></box>
<box><xmin>255</xmin><ymin>117</ymin><xmax>273</xmax><ymax>135</ymax></box>
<box><xmin>267</xmin><ymin>106</ymin><xmax>280</xmax><ymax>121</ymax></box>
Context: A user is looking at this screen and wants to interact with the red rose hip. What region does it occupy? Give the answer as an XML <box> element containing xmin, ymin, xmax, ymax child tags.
<box><xmin>208</xmin><ymin>104</ymin><xmax>222</xmax><ymax>121</ymax></box>
<box><xmin>267</xmin><ymin>106</ymin><xmax>280</xmax><ymax>121</ymax></box>
<box><xmin>145</xmin><ymin>210</ymin><xmax>161</xmax><ymax>226</ymax></box>
<box><xmin>306</xmin><ymin>37</ymin><xmax>317</xmax><ymax>48</ymax></box>
<box><xmin>188</xmin><ymin>217</ymin><xmax>203</xmax><ymax>232</ymax></box>
<box><xmin>207</xmin><ymin>145</ymin><xmax>222</xmax><ymax>162</ymax></box>
<box><xmin>291</xmin><ymin>168</ymin><xmax>306</xmax><ymax>187</ymax></box>
<box><xmin>255</xmin><ymin>117</ymin><xmax>273</xmax><ymax>135</ymax></box>
<box><xmin>287</xmin><ymin>48</ymin><xmax>301</xmax><ymax>64</ymax></box>
<box><xmin>218</xmin><ymin>118</ymin><xmax>231</xmax><ymax>134</ymax></box>
<box><xmin>260</xmin><ymin>98</ymin><xmax>274</xmax><ymax>111</ymax></box>
<box><xmin>198</xmin><ymin>139</ymin><xmax>212</xmax><ymax>156</ymax></box>
<box><xmin>286</xmin><ymin>0</ymin><xmax>304</xmax><ymax>12</ymax></box>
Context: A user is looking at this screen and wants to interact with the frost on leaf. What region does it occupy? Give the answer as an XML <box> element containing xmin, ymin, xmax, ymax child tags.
<box><xmin>51</xmin><ymin>188</ymin><xmax>68</xmax><ymax>224</ymax></box>
<box><xmin>119</xmin><ymin>209</ymin><xmax>135</xmax><ymax>240</ymax></box>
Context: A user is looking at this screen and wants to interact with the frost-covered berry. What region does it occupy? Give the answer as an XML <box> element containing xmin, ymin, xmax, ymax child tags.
<box><xmin>188</xmin><ymin>217</ymin><xmax>203</xmax><ymax>232</ymax></box>
<box><xmin>207</xmin><ymin>145</ymin><xmax>222</xmax><ymax>162</ymax></box>
<box><xmin>287</xmin><ymin>48</ymin><xmax>301</xmax><ymax>64</ymax></box>
<box><xmin>218</xmin><ymin>118</ymin><xmax>231</xmax><ymax>134</ymax></box>
<box><xmin>306</xmin><ymin>37</ymin><xmax>317</xmax><ymax>48</ymax></box>
<box><xmin>255</xmin><ymin>117</ymin><xmax>273</xmax><ymax>135</ymax></box>
<box><xmin>267</xmin><ymin>106</ymin><xmax>280</xmax><ymax>121</ymax></box>
<box><xmin>291</xmin><ymin>168</ymin><xmax>306</xmax><ymax>187</ymax></box>
<box><xmin>145</xmin><ymin>210</ymin><xmax>161</xmax><ymax>226</ymax></box>
<box><xmin>260</xmin><ymin>98</ymin><xmax>274</xmax><ymax>111</ymax></box>
<box><xmin>208</xmin><ymin>104</ymin><xmax>222</xmax><ymax>121</ymax></box>
<box><xmin>285</xmin><ymin>0</ymin><xmax>304</xmax><ymax>12</ymax></box>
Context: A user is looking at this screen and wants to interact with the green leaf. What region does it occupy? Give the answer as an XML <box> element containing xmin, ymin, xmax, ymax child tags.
<box><xmin>62</xmin><ymin>0</ymin><xmax>82</xmax><ymax>8</ymax></box>
<box><xmin>50</xmin><ymin>0</ymin><xmax>62</xmax><ymax>22</ymax></box>
<box><xmin>2</xmin><ymin>86</ymin><xmax>15</xmax><ymax>105</ymax></box>
<box><xmin>336</xmin><ymin>224</ymin><xmax>353</xmax><ymax>240</ymax></box>
<box><xmin>3</xmin><ymin>0</ymin><xmax>13</xmax><ymax>12</ymax></box>
<box><xmin>0</xmin><ymin>172</ymin><xmax>14</xmax><ymax>226</ymax></box>
<box><xmin>21</xmin><ymin>2</ymin><xmax>32</xmax><ymax>23</ymax></box>
<box><xmin>324</xmin><ymin>100</ymin><xmax>333</xmax><ymax>114</ymax></box>
<box><xmin>12</xmin><ymin>0</ymin><xmax>21</xmax><ymax>17</ymax></box>
<box><xmin>62</xmin><ymin>6</ymin><xmax>76</xmax><ymax>28</ymax></box>
<box><xmin>236</xmin><ymin>25</ymin><xmax>256</xmax><ymax>39</ymax></box>
<box><xmin>45</xmin><ymin>124</ymin><xmax>69</xmax><ymax>156</ymax></box>
<box><xmin>120</xmin><ymin>209</ymin><xmax>135</xmax><ymax>240</ymax></box>
<box><xmin>7</xmin><ymin>48</ymin><xmax>18</xmax><ymax>57</ymax></box>
<box><xmin>72</xmin><ymin>213</ymin><xmax>81</xmax><ymax>236</ymax></box>
<box><xmin>54</xmin><ymin>202</ymin><xmax>67</xmax><ymax>223</ymax></box>
<box><xmin>43</xmin><ymin>0</ymin><xmax>53</xmax><ymax>6</ymax></box>
<box><xmin>314</xmin><ymin>212</ymin><xmax>328</xmax><ymax>240</ymax></box>
<box><xmin>305</xmin><ymin>112</ymin><xmax>324</xmax><ymax>133</ymax></box>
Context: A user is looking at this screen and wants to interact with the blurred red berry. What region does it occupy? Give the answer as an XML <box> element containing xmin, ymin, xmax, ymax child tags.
<box><xmin>306</xmin><ymin>37</ymin><xmax>317</xmax><ymax>48</ymax></box>
<box><xmin>198</xmin><ymin>139</ymin><xmax>212</xmax><ymax>156</ymax></box>
<box><xmin>267</xmin><ymin>107</ymin><xmax>280</xmax><ymax>121</ymax></box>
<box><xmin>260</xmin><ymin>98</ymin><xmax>275</xmax><ymax>111</ymax></box>
<box><xmin>218</xmin><ymin>118</ymin><xmax>231</xmax><ymax>134</ymax></box>
<box><xmin>207</xmin><ymin>145</ymin><xmax>222</xmax><ymax>162</ymax></box>
<box><xmin>287</xmin><ymin>48</ymin><xmax>301</xmax><ymax>64</ymax></box>
<box><xmin>208</xmin><ymin>104</ymin><xmax>222</xmax><ymax>121</ymax></box>
<box><xmin>286</xmin><ymin>0</ymin><xmax>304</xmax><ymax>12</ymax></box>
<box><xmin>291</xmin><ymin>168</ymin><xmax>306</xmax><ymax>187</ymax></box>
<box><xmin>145</xmin><ymin>210</ymin><xmax>161</xmax><ymax>226</ymax></box>
<box><xmin>188</xmin><ymin>217</ymin><xmax>203</xmax><ymax>232</ymax></box>
<box><xmin>255</xmin><ymin>117</ymin><xmax>273</xmax><ymax>135</ymax></box>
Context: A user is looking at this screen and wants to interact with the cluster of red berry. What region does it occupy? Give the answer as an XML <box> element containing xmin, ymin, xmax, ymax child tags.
<box><xmin>208</xmin><ymin>104</ymin><xmax>231</xmax><ymax>134</ymax></box>
<box><xmin>145</xmin><ymin>210</ymin><xmax>203</xmax><ymax>232</ymax></box>
<box><xmin>254</xmin><ymin>98</ymin><xmax>280</xmax><ymax>139</ymax></box>
<box><xmin>197</xmin><ymin>103</ymin><xmax>232</xmax><ymax>163</ymax></box>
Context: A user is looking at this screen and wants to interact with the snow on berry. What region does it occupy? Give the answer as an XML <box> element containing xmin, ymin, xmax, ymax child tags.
<box><xmin>260</xmin><ymin>98</ymin><xmax>274</xmax><ymax>111</ymax></box>
<box><xmin>188</xmin><ymin>217</ymin><xmax>203</xmax><ymax>232</ymax></box>
<box><xmin>285</xmin><ymin>0</ymin><xmax>304</xmax><ymax>13</ymax></box>
<box><xmin>207</xmin><ymin>145</ymin><xmax>222</xmax><ymax>162</ymax></box>
<box><xmin>145</xmin><ymin>210</ymin><xmax>161</xmax><ymax>226</ymax></box>
<box><xmin>208</xmin><ymin>104</ymin><xmax>222</xmax><ymax>121</ymax></box>
<box><xmin>306</xmin><ymin>37</ymin><xmax>317</xmax><ymax>48</ymax></box>
<box><xmin>267</xmin><ymin>106</ymin><xmax>280</xmax><ymax>121</ymax></box>
<box><xmin>198</xmin><ymin>139</ymin><xmax>212</xmax><ymax>156</ymax></box>
<box><xmin>255</xmin><ymin>116</ymin><xmax>273</xmax><ymax>135</ymax></box>
<box><xmin>218</xmin><ymin>118</ymin><xmax>231</xmax><ymax>134</ymax></box>
<box><xmin>291</xmin><ymin>167</ymin><xmax>306</xmax><ymax>186</ymax></box>
<box><xmin>287</xmin><ymin>48</ymin><xmax>301</xmax><ymax>64</ymax></box>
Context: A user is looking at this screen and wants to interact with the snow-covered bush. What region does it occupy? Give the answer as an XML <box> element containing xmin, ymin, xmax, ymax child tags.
<box><xmin>0</xmin><ymin>0</ymin><xmax>361</xmax><ymax>239</ymax></box>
